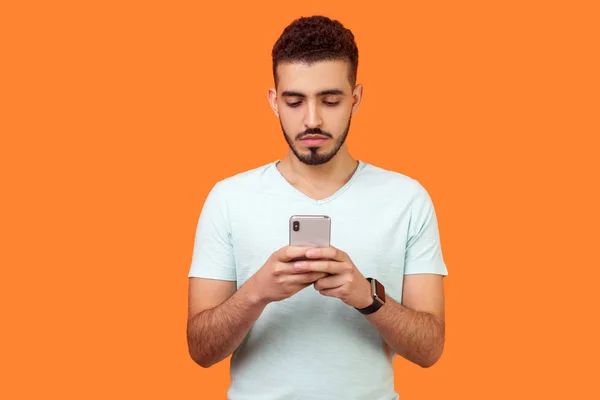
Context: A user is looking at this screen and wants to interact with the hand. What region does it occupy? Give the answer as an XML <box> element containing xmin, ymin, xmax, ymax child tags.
<box><xmin>246</xmin><ymin>246</ymin><xmax>329</xmax><ymax>305</ymax></box>
<box><xmin>292</xmin><ymin>246</ymin><xmax>373</xmax><ymax>309</ymax></box>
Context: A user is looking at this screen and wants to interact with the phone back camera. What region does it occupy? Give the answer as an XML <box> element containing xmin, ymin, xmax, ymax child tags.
<box><xmin>293</xmin><ymin>221</ymin><xmax>300</xmax><ymax>231</ymax></box>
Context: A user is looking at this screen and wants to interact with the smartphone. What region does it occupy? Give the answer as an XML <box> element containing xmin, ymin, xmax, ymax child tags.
<box><xmin>289</xmin><ymin>215</ymin><xmax>331</xmax><ymax>249</ymax></box>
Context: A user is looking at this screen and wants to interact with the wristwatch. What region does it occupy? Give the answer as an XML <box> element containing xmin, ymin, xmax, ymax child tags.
<box><xmin>356</xmin><ymin>278</ymin><xmax>386</xmax><ymax>315</ymax></box>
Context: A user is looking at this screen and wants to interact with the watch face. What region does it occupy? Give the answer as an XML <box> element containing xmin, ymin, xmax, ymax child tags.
<box><xmin>373</xmin><ymin>279</ymin><xmax>385</xmax><ymax>303</ymax></box>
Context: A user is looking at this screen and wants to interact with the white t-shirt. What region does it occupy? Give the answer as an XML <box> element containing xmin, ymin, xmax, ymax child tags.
<box><xmin>188</xmin><ymin>160</ymin><xmax>448</xmax><ymax>400</ymax></box>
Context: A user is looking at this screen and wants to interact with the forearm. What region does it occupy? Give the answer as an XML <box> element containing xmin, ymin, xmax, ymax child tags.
<box><xmin>187</xmin><ymin>282</ymin><xmax>266</xmax><ymax>368</ymax></box>
<box><xmin>365</xmin><ymin>297</ymin><xmax>445</xmax><ymax>368</ymax></box>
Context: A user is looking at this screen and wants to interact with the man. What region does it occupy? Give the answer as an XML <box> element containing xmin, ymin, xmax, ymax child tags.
<box><xmin>187</xmin><ymin>15</ymin><xmax>448</xmax><ymax>400</ymax></box>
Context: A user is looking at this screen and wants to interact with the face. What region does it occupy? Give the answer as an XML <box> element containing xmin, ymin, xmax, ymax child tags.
<box><xmin>269</xmin><ymin>60</ymin><xmax>362</xmax><ymax>165</ymax></box>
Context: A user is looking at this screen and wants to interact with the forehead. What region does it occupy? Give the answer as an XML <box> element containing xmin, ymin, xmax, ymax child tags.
<box><xmin>276</xmin><ymin>60</ymin><xmax>351</xmax><ymax>95</ymax></box>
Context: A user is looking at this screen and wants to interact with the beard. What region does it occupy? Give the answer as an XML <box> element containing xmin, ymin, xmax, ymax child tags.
<box><xmin>280</xmin><ymin>116</ymin><xmax>352</xmax><ymax>166</ymax></box>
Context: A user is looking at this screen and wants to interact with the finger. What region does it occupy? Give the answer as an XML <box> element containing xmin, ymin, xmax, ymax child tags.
<box><xmin>287</xmin><ymin>272</ymin><xmax>329</xmax><ymax>285</ymax></box>
<box><xmin>294</xmin><ymin>259</ymin><xmax>346</xmax><ymax>275</ymax></box>
<box><xmin>318</xmin><ymin>286</ymin><xmax>346</xmax><ymax>299</ymax></box>
<box><xmin>274</xmin><ymin>260</ymin><xmax>321</xmax><ymax>276</ymax></box>
<box><xmin>275</xmin><ymin>246</ymin><xmax>313</xmax><ymax>262</ymax></box>
<box><xmin>313</xmin><ymin>274</ymin><xmax>346</xmax><ymax>290</ymax></box>
<box><xmin>304</xmin><ymin>246</ymin><xmax>348</xmax><ymax>262</ymax></box>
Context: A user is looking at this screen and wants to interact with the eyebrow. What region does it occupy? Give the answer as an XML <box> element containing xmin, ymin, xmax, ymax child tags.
<box><xmin>281</xmin><ymin>89</ymin><xmax>345</xmax><ymax>97</ymax></box>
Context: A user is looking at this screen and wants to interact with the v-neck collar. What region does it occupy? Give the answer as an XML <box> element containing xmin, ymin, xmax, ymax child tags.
<box><xmin>270</xmin><ymin>159</ymin><xmax>366</xmax><ymax>205</ymax></box>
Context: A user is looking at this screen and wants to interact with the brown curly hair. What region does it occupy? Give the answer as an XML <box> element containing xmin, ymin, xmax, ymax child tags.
<box><xmin>271</xmin><ymin>15</ymin><xmax>359</xmax><ymax>89</ymax></box>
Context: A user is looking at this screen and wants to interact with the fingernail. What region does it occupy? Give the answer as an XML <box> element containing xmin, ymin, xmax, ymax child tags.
<box><xmin>294</xmin><ymin>262</ymin><xmax>303</xmax><ymax>270</ymax></box>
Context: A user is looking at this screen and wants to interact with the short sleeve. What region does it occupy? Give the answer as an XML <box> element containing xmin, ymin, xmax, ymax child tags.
<box><xmin>404</xmin><ymin>182</ymin><xmax>448</xmax><ymax>276</ymax></box>
<box><xmin>187</xmin><ymin>182</ymin><xmax>236</xmax><ymax>281</ymax></box>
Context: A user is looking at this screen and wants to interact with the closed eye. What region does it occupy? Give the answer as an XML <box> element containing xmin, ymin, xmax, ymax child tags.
<box><xmin>286</xmin><ymin>101</ymin><xmax>340</xmax><ymax>107</ymax></box>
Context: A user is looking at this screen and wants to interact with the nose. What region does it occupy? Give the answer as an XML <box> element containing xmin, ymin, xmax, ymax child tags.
<box><xmin>303</xmin><ymin>101</ymin><xmax>322</xmax><ymax>129</ymax></box>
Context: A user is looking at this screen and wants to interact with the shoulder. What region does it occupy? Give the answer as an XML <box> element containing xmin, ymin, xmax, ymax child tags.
<box><xmin>359</xmin><ymin>161</ymin><xmax>429</xmax><ymax>200</ymax></box>
<box><xmin>210</xmin><ymin>161</ymin><xmax>277</xmax><ymax>196</ymax></box>
<box><xmin>198</xmin><ymin>161</ymin><xmax>277</xmax><ymax>218</ymax></box>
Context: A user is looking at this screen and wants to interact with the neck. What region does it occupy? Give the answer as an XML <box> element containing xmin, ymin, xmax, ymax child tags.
<box><xmin>277</xmin><ymin>147</ymin><xmax>358</xmax><ymax>187</ymax></box>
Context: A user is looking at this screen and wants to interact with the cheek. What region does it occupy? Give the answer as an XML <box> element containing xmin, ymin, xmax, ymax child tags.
<box><xmin>327</xmin><ymin>108</ymin><xmax>352</xmax><ymax>130</ymax></box>
<box><xmin>278</xmin><ymin>113</ymin><xmax>301</xmax><ymax>134</ymax></box>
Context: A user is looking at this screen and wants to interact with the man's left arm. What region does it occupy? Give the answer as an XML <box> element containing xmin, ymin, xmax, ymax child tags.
<box><xmin>365</xmin><ymin>182</ymin><xmax>448</xmax><ymax>367</ymax></box>
<box><xmin>296</xmin><ymin>182</ymin><xmax>447</xmax><ymax>368</ymax></box>
<box><xmin>294</xmin><ymin>249</ymin><xmax>445</xmax><ymax>368</ymax></box>
<box><xmin>362</xmin><ymin>273</ymin><xmax>445</xmax><ymax>368</ymax></box>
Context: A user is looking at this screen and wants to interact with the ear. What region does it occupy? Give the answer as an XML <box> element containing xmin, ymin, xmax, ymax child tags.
<box><xmin>351</xmin><ymin>84</ymin><xmax>363</xmax><ymax>116</ymax></box>
<box><xmin>268</xmin><ymin>88</ymin><xmax>279</xmax><ymax>117</ymax></box>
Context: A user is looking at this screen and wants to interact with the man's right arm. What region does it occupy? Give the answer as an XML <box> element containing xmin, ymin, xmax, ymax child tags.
<box><xmin>186</xmin><ymin>277</ymin><xmax>266</xmax><ymax>368</ymax></box>
<box><xmin>187</xmin><ymin>246</ymin><xmax>327</xmax><ymax>368</ymax></box>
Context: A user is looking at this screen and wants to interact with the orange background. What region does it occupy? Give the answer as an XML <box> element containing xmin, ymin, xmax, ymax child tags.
<box><xmin>1</xmin><ymin>1</ymin><xmax>599</xmax><ymax>399</ymax></box>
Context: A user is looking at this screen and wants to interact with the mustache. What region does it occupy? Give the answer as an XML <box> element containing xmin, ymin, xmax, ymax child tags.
<box><xmin>295</xmin><ymin>128</ymin><xmax>333</xmax><ymax>140</ymax></box>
